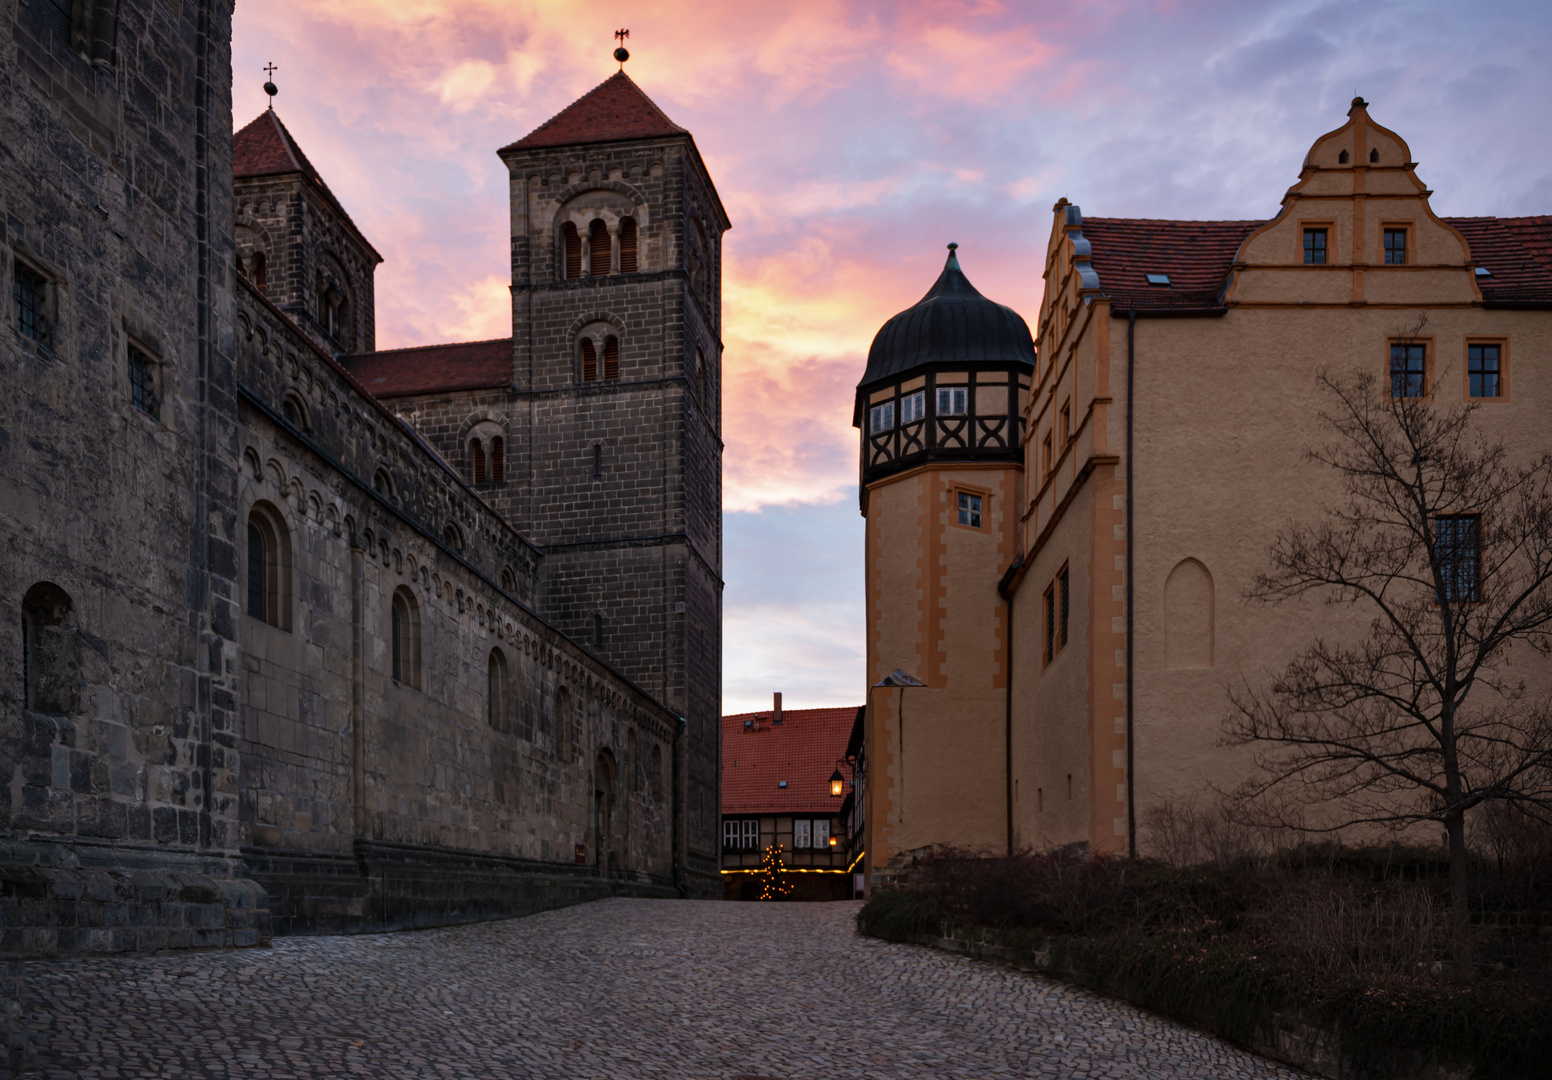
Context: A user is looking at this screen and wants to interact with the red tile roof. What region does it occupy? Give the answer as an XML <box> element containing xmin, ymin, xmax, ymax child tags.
<box><xmin>501</xmin><ymin>71</ymin><xmax>686</xmax><ymax>151</ymax></box>
<box><xmin>1445</xmin><ymin>215</ymin><xmax>1552</xmax><ymax>301</ymax></box>
<box><xmin>723</xmin><ymin>706</ymin><xmax>861</xmax><ymax>815</ymax></box>
<box><xmin>340</xmin><ymin>338</ymin><xmax>512</xmax><ymax>398</ymax></box>
<box><xmin>1079</xmin><ymin>217</ymin><xmax>1264</xmax><ymax>310</ymax></box>
<box><xmin>233</xmin><ymin>110</ymin><xmax>381</xmax><ymax>262</ymax></box>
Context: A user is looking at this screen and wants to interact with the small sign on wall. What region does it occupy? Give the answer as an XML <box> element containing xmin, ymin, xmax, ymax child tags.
<box><xmin>575</xmin><ymin>844</ymin><xmax>587</xmax><ymax>864</ymax></box>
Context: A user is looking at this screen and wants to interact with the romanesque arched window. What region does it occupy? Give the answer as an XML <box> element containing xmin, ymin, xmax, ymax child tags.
<box><xmin>471</xmin><ymin>438</ymin><xmax>486</xmax><ymax>484</ymax></box>
<box><xmin>1164</xmin><ymin>558</ymin><xmax>1214</xmax><ymax>669</ymax></box>
<box><xmin>488</xmin><ymin>648</ymin><xmax>508</xmax><ymax>732</ymax></box>
<box><xmin>22</xmin><ymin>582</ymin><xmax>77</xmax><ymax>716</ymax></box>
<box><xmin>562</xmin><ymin>222</ymin><xmax>581</xmax><ymax>279</ymax></box>
<box><xmin>580</xmin><ymin>338</ymin><xmax>598</xmax><ymax>382</ymax></box>
<box><xmin>252</xmin><ymin>250</ymin><xmax>268</xmax><ymax>294</ymax></box>
<box><xmin>391</xmin><ymin>587</ymin><xmax>421</xmax><ymax>689</ymax></box>
<box><xmin>500</xmin><ymin>566</ymin><xmax>517</xmax><ymax>594</ymax></box>
<box><xmin>246</xmin><ymin>503</ymin><xmax>292</xmax><ymax>631</ymax></box>
<box><xmin>619</xmin><ymin>217</ymin><xmax>637</xmax><ymax>274</ymax></box>
<box><xmin>589</xmin><ymin>218</ymin><xmax>610</xmax><ymax>276</ymax></box>
<box><xmin>489</xmin><ymin>436</ymin><xmax>504</xmax><ymax>483</ymax></box>
<box><xmin>443</xmin><ymin>523</ymin><xmax>463</xmax><ymax>551</ymax></box>
<box><xmin>603</xmin><ymin>335</ymin><xmax>619</xmax><ymax>381</ymax></box>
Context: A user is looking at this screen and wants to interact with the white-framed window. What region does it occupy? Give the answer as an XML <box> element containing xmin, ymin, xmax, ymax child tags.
<box><xmin>958</xmin><ymin>492</ymin><xmax>982</xmax><ymax>528</ymax></box>
<box><xmin>901</xmin><ymin>391</ymin><xmax>925</xmax><ymax>424</ymax></box>
<box><xmin>870</xmin><ymin>401</ymin><xmax>895</xmax><ymax>433</ymax></box>
<box><xmin>814</xmin><ymin>819</ymin><xmax>831</xmax><ymax>848</ymax></box>
<box><xmin>937</xmin><ymin>386</ymin><xmax>967</xmax><ymax>415</ymax></box>
<box><xmin>794</xmin><ymin>819</ymin><xmax>811</xmax><ymax>849</ymax></box>
<box><xmin>741</xmin><ymin>819</ymin><xmax>760</xmax><ymax>849</ymax></box>
<box><xmin>723</xmin><ymin>819</ymin><xmax>740</xmax><ymax>849</ymax></box>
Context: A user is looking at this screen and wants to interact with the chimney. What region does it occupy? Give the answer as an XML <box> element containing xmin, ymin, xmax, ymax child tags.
<box><xmin>773</xmin><ymin>692</ymin><xmax>783</xmax><ymax>725</ymax></box>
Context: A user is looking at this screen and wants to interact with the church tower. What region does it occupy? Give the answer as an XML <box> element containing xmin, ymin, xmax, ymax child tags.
<box><xmin>856</xmin><ymin>246</ymin><xmax>1034</xmax><ymax>884</ymax></box>
<box><xmin>497</xmin><ymin>71</ymin><xmax>730</xmax><ymax>885</ymax></box>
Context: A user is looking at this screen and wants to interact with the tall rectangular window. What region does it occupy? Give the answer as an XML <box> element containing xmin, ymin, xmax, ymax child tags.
<box><xmin>1468</xmin><ymin>344</ymin><xmax>1501</xmax><ymax>398</ymax></box>
<box><xmin>1390</xmin><ymin>343</ymin><xmax>1427</xmax><ymax>398</ymax></box>
<box><xmin>1042</xmin><ymin>434</ymin><xmax>1053</xmax><ymax>475</ymax></box>
<box><xmin>1383</xmin><ymin>228</ymin><xmax>1407</xmax><ymax>265</ymax></box>
<box><xmin>814</xmin><ymin>819</ymin><xmax>831</xmax><ymax>848</ymax></box>
<box><xmin>1303</xmin><ymin>228</ymin><xmax>1327</xmax><ymax>264</ymax></box>
<box><xmin>1059</xmin><ymin>401</ymin><xmax>1071</xmax><ymax>444</ymax></box>
<box><xmin>128</xmin><ymin>345</ymin><xmax>158</xmax><ymax>419</ymax></box>
<box><xmin>901</xmin><ymin>391</ymin><xmax>925</xmax><ymax>424</ymax></box>
<box><xmin>957</xmin><ymin>492</ymin><xmax>982</xmax><ymax>528</ymax></box>
<box><xmin>1043</xmin><ymin>584</ymin><xmax>1055</xmax><ymax>665</ymax></box>
<box><xmin>723</xmin><ymin>819</ymin><xmax>740</xmax><ymax>850</ymax></box>
<box><xmin>937</xmin><ymin>386</ymin><xmax>967</xmax><ymax>415</ymax></box>
<box><xmin>14</xmin><ymin>261</ymin><xmax>48</xmax><ymax>346</ymax></box>
<box><xmin>794</xmin><ymin>819</ymin><xmax>811</xmax><ymax>849</ymax></box>
<box><xmin>870</xmin><ymin>401</ymin><xmax>895</xmax><ymax>433</ymax></box>
<box><xmin>741</xmin><ymin>819</ymin><xmax>759</xmax><ymax>849</ymax></box>
<box><xmin>1436</xmin><ymin>515</ymin><xmax>1481</xmax><ymax>604</ymax></box>
<box><xmin>1059</xmin><ymin>565</ymin><xmax>1070</xmax><ymax>648</ymax></box>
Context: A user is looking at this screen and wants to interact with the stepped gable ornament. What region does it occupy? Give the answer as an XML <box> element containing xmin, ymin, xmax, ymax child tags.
<box><xmin>263</xmin><ymin>62</ymin><xmax>278</xmax><ymax>108</ymax></box>
<box><xmin>614</xmin><ymin>28</ymin><xmax>630</xmax><ymax>67</ymax></box>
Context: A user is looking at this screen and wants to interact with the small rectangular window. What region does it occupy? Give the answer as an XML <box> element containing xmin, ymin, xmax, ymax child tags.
<box><xmin>128</xmin><ymin>344</ymin><xmax>159</xmax><ymax>419</ymax></box>
<box><xmin>794</xmin><ymin>819</ymin><xmax>811</xmax><ymax>849</ymax></box>
<box><xmin>723</xmin><ymin>819</ymin><xmax>740</xmax><ymax>850</ymax></box>
<box><xmin>14</xmin><ymin>261</ymin><xmax>49</xmax><ymax>346</ymax></box>
<box><xmin>741</xmin><ymin>819</ymin><xmax>759</xmax><ymax>849</ymax></box>
<box><xmin>1435</xmin><ymin>515</ymin><xmax>1481</xmax><ymax>604</ymax></box>
<box><xmin>936</xmin><ymin>386</ymin><xmax>967</xmax><ymax>415</ymax></box>
<box><xmin>1144</xmin><ymin>273</ymin><xmax>1171</xmax><ymax>285</ymax></box>
<box><xmin>901</xmin><ymin>391</ymin><xmax>925</xmax><ymax>424</ymax></box>
<box><xmin>1383</xmin><ymin>228</ymin><xmax>1407</xmax><ymax>265</ymax></box>
<box><xmin>1390</xmin><ymin>342</ymin><xmax>1427</xmax><ymax>398</ymax></box>
<box><xmin>814</xmin><ymin>819</ymin><xmax>831</xmax><ymax>848</ymax></box>
<box><xmin>957</xmin><ymin>492</ymin><xmax>982</xmax><ymax>528</ymax></box>
<box><xmin>1303</xmin><ymin>228</ymin><xmax>1327</xmax><ymax>264</ymax></box>
<box><xmin>1468</xmin><ymin>344</ymin><xmax>1501</xmax><ymax>399</ymax></box>
<box><xmin>870</xmin><ymin>401</ymin><xmax>895</xmax><ymax>433</ymax></box>
<box><xmin>1059</xmin><ymin>565</ymin><xmax>1070</xmax><ymax>648</ymax></box>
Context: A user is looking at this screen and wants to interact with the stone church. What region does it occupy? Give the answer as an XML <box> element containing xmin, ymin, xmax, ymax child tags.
<box><xmin>1</xmin><ymin>0</ymin><xmax>725</xmax><ymax>955</ymax></box>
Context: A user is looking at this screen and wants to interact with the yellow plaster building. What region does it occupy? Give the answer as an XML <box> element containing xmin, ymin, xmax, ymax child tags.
<box><xmin>859</xmin><ymin>100</ymin><xmax>1551</xmax><ymax>879</ymax></box>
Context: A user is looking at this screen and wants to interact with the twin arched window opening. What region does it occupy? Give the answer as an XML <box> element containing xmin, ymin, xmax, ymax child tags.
<box><xmin>581</xmin><ymin>335</ymin><xmax>619</xmax><ymax>383</ymax></box>
<box><xmin>561</xmin><ymin>216</ymin><xmax>637</xmax><ymax>280</ymax></box>
<box><xmin>246</xmin><ymin>504</ymin><xmax>292</xmax><ymax>631</ymax></box>
<box><xmin>470</xmin><ymin>435</ymin><xmax>505</xmax><ymax>484</ymax></box>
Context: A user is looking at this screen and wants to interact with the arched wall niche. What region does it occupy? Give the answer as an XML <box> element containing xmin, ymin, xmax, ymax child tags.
<box><xmin>1164</xmin><ymin>558</ymin><xmax>1215</xmax><ymax>669</ymax></box>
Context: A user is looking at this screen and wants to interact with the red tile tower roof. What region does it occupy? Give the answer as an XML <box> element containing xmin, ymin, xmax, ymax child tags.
<box><xmin>502</xmin><ymin>71</ymin><xmax>687</xmax><ymax>151</ymax></box>
<box><xmin>722</xmin><ymin>706</ymin><xmax>861</xmax><ymax>815</ymax></box>
<box><xmin>339</xmin><ymin>338</ymin><xmax>512</xmax><ymax>398</ymax></box>
<box><xmin>233</xmin><ymin>110</ymin><xmax>381</xmax><ymax>262</ymax></box>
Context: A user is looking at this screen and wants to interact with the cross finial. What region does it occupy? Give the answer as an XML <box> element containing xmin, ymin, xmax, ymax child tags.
<box><xmin>613</xmin><ymin>29</ymin><xmax>630</xmax><ymax>68</ymax></box>
<box><xmin>263</xmin><ymin>62</ymin><xmax>278</xmax><ymax>109</ymax></box>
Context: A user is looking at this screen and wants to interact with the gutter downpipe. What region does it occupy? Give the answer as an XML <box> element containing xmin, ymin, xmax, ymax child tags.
<box><xmin>998</xmin><ymin>556</ymin><xmax>1023</xmax><ymax>857</ymax></box>
<box><xmin>1125</xmin><ymin>308</ymin><xmax>1137</xmax><ymax>860</ymax></box>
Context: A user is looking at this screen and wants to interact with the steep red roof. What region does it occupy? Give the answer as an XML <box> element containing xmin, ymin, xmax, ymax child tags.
<box><xmin>233</xmin><ymin>110</ymin><xmax>381</xmax><ymax>262</ymax></box>
<box><xmin>723</xmin><ymin>706</ymin><xmax>861</xmax><ymax>815</ymax></box>
<box><xmin>501</xmin><ymin>71</ymin><xmax>686</xmax><ymax>151</ymax></box>
<box><xmin>1445</xmin><ymin>215</ymin><xmax>1552</xmax><ymax>301</ymax></box>
<box><xmin>1080</xmin><ymin>217</ymin><xmax>1264</xmax><ymax>310</ymax></box>
<box><xmin>340</xmin><ymin>338</ymin><xmax>512</xmax><ymax>398</ymax></box>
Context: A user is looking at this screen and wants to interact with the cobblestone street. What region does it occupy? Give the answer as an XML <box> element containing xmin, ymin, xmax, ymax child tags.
<box><xmin>13</xmin><ymin>899</ymin><xmax>1307</xmax><ymax>1079</ymax></box>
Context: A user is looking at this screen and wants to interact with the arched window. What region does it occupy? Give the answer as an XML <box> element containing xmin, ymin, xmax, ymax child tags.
<box><xmin>619</xmin><ymin>217</ymin><xmax>637</xmax><ymax>273</ymax></box>
<box><xmin>500</xmin><ymin>566</ymin><xmax>517</xmax><ymax>594</ymax></box>
<box><xmin>373</xmin><ymin>469</ymin><xmax>394</xmax><ymax>499</ymax></box>
<box><xmin>22</xmin><ymin>582</ymin><xmax>77</xmax><ymax>715</ymax></box>
<box><xmin>562</xmin><ymin>222</ymin><xmax>581</xmax><ymax>279</ymax></box>
<box><xmin>1165</xmin><ymin>558</ymin><xmax>1215</xmax><ymax>669</ymax></box>
<box><xmin>443</xmin><ymin>523</ymin><xmax>463</xmax><ymax>551</ymax></box>
<box><xmin>589</xmin><ymin>218</ymin><xmax>610</xmax><ymax>276</ymax></box>
<box><xmin>651</xmin><ymin>743</ymin><xmax>663</xmax><ymax>800</ymax></box>
<box><xmin>490</xmin><ymin>436</ymin><xmax>504</xmax><ymax>483</ymax></box>
<box><xmin>252</xmin><ymin>250</ymin><xmax>268</xmax><ymax>294</ymax></box>
<box><xmin>555</xmin><ymin>685</ymin><xmax>572</xmax><ymax>760</ymax></box>
<box><xmin>246</xmin><ymin>504</ymin><xmax>292</xmax><ymax>631</ymax></box>
<box><xmin>471</xmin><ymin>438</ymin><xmax>486</xmax><ymax>484</ymax></box>
<box><xmin>580</xmin><ymin>338</ymin><xmax>598</xmax><ymax>383</ymax></box>
<box><xmin>282</xmin><ymin>390</ymin><xmax>310</xmax><ymax>432</ymax></box>
<box><xmin>603</xmin><ymin>335</ymin><xmax>619</xmax><ymax>381</ymax></box>
<box><xmin>488</xmin><ymin>648</ymin><xmax>508</xmax><ymax>732</ymax></box>
<box><xmin>391</xmin><ymin>587</ymin><xmax>421</xmax><ymax>689</ymax></box>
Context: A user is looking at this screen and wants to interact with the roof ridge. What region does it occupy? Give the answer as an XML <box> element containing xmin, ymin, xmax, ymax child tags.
<box><xmin>365</xmin><ymin>336</ymin><xmax>513</xmax><ymax>357</ymax></box>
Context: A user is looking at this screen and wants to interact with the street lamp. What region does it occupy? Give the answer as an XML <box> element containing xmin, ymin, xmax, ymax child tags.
<box><xmin>829</xmin><ymin>767</ymin><xmax>845</xmax><ymax>797</ymax></box>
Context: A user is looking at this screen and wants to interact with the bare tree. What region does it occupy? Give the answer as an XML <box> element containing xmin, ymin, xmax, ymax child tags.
<box><xmin>1224</xmin><ymin>362</ymin><xmax>1552</xmax><ymax>978</ymax></box>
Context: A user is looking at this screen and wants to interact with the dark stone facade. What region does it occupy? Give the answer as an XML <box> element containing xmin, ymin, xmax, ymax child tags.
<box><xmin>1</xmin><ymin>0</ymin><xmax>712</xmax><ymax>961</ymax></box>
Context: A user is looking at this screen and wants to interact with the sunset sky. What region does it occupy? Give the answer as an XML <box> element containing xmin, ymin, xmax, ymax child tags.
<box><xmin>231</xmin><ymin>0</ymin><xmax>1552</xmax><ymax>713</ymax></box>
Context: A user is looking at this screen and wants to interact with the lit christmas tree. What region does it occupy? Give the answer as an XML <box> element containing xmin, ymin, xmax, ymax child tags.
<box><xmin>756</xmin><ymin>843</ymin><xmax>795</xmax><ymax>901</ymax></box>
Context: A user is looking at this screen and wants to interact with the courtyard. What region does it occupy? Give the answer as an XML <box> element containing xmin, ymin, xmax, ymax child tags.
<box><xmin>11</xmin><ymin>898</ymin><xmax>1306</xmax><ymax>1079</ymax></box>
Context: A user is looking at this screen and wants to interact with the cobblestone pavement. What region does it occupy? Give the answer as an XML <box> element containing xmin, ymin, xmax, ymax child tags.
<box><xmin>12</xmin><ymin>899</ymin><xmax>1310</xmax><ymax>1079</ymax></box>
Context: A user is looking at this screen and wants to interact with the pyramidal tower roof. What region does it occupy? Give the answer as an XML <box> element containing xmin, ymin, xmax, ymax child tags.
<box><xmin>233</xmin><ymin>110</ymin><xmax>380</xmax><ymax>260</ymax></box>
<box><xmin>501</xmin><ymin>71</ymin><xmax>686</xmax><ymax>152</ymax></box>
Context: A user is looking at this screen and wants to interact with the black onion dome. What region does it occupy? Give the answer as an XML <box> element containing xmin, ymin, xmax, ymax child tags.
<box><xmin>859</xmin><ymin>246</ymin><xmax>1035</xmax><ymax>389</ymax></box>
